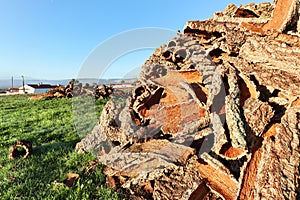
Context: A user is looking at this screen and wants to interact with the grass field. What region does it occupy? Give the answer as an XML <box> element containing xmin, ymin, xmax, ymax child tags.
<box><xmin>0</xmin><ymin>95</ymin><xmax>123</xmax><ymax>199</ymax></box>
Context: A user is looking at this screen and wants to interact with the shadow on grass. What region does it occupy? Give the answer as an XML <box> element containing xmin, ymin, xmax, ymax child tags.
<box><xmin>31</xmin><ymin>139</ymin><xmax>80</xmax><ymax>156</ymax></box>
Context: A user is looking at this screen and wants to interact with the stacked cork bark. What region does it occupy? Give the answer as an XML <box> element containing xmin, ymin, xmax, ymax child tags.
<box><xmin>30</xmin><ymin>81</ymin><xmax>113</xmax><ymax>100</ymax></box>
<box><xmin>76</xmin><ymin>1</ymin><xmax>300</xmax><ymax>199</ymax></box>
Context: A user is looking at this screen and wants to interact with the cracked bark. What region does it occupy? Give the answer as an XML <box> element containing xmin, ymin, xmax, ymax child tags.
<box><xmin>76</xmin><ymin>1</ymin><xmax>300</xmax><ymax>199</ymax></box>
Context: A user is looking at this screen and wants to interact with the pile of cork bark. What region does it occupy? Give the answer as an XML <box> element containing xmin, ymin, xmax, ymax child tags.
<box><xmin>46</xmin><ymin>81</ymin><xmax>74</xmax><ymax>98</ymax></box>
<box><xmin>76</xmin><ymin>1</ymin><xmax>300</xmax><ymax>199</ymax></box>
<box><xmin>72</xmin><ymin>83</ymin><xmax>113</xmax><ymax>99</ymax></box>
<box><xmin>31</xmin><ymin>81</ymin><xmax>113</xmax><ymax>100</ymax></box>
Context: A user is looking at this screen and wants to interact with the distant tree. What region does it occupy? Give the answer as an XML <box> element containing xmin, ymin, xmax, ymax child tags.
<box><xmin>69</xmin><ymin>79</ymin><xmax>76</xmax><ymax>85</ymax></box>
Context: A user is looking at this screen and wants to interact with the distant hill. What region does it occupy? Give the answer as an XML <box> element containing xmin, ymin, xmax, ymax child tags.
<box><xmin>0</xmin><ymin>79</ymin><xmax>69</xmax><ymax>89</ymax></box>
<box><xmin>0</xmin><ymin>78</ymin><xmax>137</xmax><ymax>89</ymax></box>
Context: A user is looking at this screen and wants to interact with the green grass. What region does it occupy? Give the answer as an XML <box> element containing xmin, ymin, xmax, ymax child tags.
<box><xmin>0</xmin><ymin>95</ymin><xmax>123</xmax><ymax>200</ymax></box>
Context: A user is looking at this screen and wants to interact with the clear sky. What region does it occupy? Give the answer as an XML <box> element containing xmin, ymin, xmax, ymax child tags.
<box><xmin>0</xmin><ymin>0</ymin><xmax>269</xmax><ymax>80</ymax></box>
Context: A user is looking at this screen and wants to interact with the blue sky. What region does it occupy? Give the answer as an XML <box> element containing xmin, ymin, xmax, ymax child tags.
<box><xmin>0</xmin><ymin>0</ymin><xmax>268</xmax><ymax>80</ymax></box>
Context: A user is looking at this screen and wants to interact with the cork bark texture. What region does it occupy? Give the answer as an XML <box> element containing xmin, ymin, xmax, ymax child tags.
<box><xmin>76</xmin><ymin>1</ymin><xmax>300</xmax><ymax>199</ymax></box>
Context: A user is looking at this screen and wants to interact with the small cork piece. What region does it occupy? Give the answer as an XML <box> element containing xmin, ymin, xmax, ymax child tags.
<box><xmin>9</xmin><ymin>140</ymin><xmax>32</xmax><ymax>160</ymax></box>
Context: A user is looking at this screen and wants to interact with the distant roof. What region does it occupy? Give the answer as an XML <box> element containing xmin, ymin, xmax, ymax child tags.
<box><xmin>9</xmin><ymin>88</ymin><xmax>20</xmax><ymax>90</ymax></box>
<box><xmin>26</xmin><ymin>84</ymin><xmax>58</xmax><ymax>89</ymax></box>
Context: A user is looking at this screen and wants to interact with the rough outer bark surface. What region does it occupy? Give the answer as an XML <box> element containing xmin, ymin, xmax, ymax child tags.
<box><xmin>225</xmin><ymin>67</ymin><xmax>247</xmax><ymax>149</ymax></box>
<box><xmin>123</xmin><ymin>157</ymin><xmax>205</xmax><ymax>200</ymax></box>
<box><xmin>76</xmin><ymin>1</ymin><xmax>300</xmax><ymax>199</ymax></box>
<box><xmin>243</xmin><ymin>97</ymin><xmax>274</xmax><ymax>136</ymax></box>
<box><xmin>240</xmin><ymin>103</ymin><xmax>300</xmax><ymax>200</ymax></box>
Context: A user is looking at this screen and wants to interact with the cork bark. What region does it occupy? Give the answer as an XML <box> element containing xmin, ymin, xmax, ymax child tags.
<box><xmin>76</xmin><ymin>1</ymin><xmax>300</xmax><ymax>199</ymax></box>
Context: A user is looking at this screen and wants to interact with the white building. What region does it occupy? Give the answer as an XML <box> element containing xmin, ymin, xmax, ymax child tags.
<box><xmin>19</xmin><ymin>84</ymin><xmax>58</xmax><ymax>94</ymax></box>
